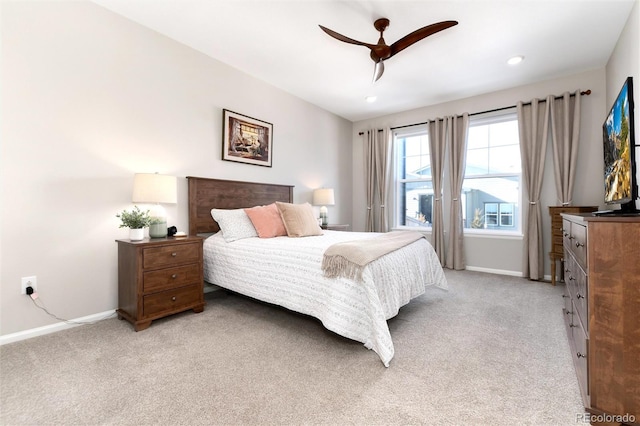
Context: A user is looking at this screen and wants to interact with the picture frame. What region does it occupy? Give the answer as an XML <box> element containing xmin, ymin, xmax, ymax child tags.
<box><xmin>222</xmin><ymin>109</ymin><xmax>273</xmax><ymax>167</ymax></box>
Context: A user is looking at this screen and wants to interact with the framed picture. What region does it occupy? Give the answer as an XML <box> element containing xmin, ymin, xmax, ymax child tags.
<box><xmin>222</xmin><ymin>109</ymin><xmax>273</xmax><ymax>167</ymax></box>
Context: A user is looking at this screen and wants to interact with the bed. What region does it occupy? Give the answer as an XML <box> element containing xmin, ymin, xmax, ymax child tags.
<box><xmin>187</xmin><ymin>177</ymin><xmax>447</xmax><ymax>366</ymax></box>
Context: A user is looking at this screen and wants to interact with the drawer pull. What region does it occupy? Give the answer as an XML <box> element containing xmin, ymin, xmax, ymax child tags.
<box><xmin>565</xmin><ymin>310</ymin><xmax>573</xmax><ymax>315</ymax></box>
<box><xmin>562</xmin><ymin>294</ymin><xmax>569</xmax><ymax>299</ymax></box>
<box><xmin>171</xmin><ymin>274</ymin><xmax>177</xmax><ymax>279</ymax></box>
<box><xmin>577</xmin><ymin>293</ymin><xmax>584</xmax><ymax>299</ymax></box>
<box><xmin>575</xmin><ymin>241</ymin><xmax>584</xmax><ymax>248</ymax></box>
<box><xmin>171</xmin><ymin>252</ymin><xmax>177</xmax><ymax>257</ymax></box>
<box><xmin>171</xmin><ymin>296</ymin><xmax>177</xmax><ymax>301</ymax></box>
<box><xmin>577</xmin><ymin>352</ymin><xmax>586</xmax><ymax>359</ymax></box>
<box><xmin>568</xmin><ymin>235</ymin><xmax>574</xmax><ymax>240</ymax></box>
<box><xmin>568</xmin><ymin>276</ymin><xmax>575</xmax><ymax>281</ymax></box>
<box><xmin>570</xmin><ymin>323</ymin><xmax>577</xmax><ymax>328</ymax></box>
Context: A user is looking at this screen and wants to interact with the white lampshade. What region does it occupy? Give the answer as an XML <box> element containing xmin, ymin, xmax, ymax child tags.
<box><xmin>132</xmin><ymin>173</ymin><xmax>177</xmax><ymax>204</ymax></box>
<box><xmin>313</xmin><ymin>188</ymin><xmax>335</xmax><ymax>206</ymax></box>
<box><xmin>132</xmin><ymin>173</ymin><xmax>177</xmax><ymax>238</ymax></box>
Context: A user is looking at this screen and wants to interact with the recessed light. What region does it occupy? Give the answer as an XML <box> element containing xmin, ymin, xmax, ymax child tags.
<box><xmin>507</xmin><ymin>55</ymin><xmax>524</xmax><ymax>65</ymax></box>
<box><xmin>365</xmin><ymin>96</ymin><xmax>377</xmax><ymax>103</ymax></box>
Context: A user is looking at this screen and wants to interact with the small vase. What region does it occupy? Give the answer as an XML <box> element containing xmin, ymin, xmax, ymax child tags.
<box><xmin>129</xmin><ymin>228</ymin><xmax>144</xmax><ymax>241</ymax></box>
<box><xmin>149</xmin><ymin>218</ymin><xmax>167</xmax><ymax>238</ymax></box>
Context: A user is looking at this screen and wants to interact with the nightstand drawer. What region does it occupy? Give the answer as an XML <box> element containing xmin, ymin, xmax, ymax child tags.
<box><xmin>143</xmin><ymin>243</ymin><xmax>200</xmax><ymax>269</ymax></box>
<box><xmin>143</xmin><ymin>284</ymin><xmax>201</xmax><ymax>317</ymax></box>
<box><xmin>143</xmin><ymin>264</ymin><xmax>201</xmax><ymax>293</ymax></box>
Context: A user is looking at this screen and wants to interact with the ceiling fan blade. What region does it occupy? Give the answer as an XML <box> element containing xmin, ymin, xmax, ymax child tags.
<box><xmin>318</xmin><ymin>25</ymin><xmax>375</xmax><ymax>49</ymax></box>
<box><xmin>389</xmin><ymin>21</ymin><xmax>458</xmax><ymax>58</ymax></box>
<box><xmin>373</xmin><ymin>61</ymin><xmax>385</xmax><ymax>82</ymax></box>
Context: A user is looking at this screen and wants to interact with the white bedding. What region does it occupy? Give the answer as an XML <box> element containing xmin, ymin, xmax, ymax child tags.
<box><xmin>203</xmin><ymin>230</ymin><xmax>447</xmax><ymax>366</ymax></box>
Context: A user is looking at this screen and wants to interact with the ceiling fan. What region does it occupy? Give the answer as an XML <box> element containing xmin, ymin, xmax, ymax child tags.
<box><xmin>319</xmin><ymin>18</ymin><xmax>458</xmax><ymax>82</ymax></box>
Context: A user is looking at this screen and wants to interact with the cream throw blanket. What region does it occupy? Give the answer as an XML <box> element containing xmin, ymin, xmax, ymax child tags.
<box><xmin>322</xmin><ymin>231</ymin><xmax>426</xmax><ymax>281</ymax></box>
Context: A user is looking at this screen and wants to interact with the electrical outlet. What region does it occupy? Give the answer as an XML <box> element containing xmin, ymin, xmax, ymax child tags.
<box><xmin>21</xmin><ymin>276</ymin><xmax>37</xmax><ymax>295</ymax></box>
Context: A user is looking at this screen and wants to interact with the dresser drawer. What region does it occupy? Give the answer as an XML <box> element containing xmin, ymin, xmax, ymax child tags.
<box><xmin>143</xmin><ymin>284</ymin><xmax>202</xmax><ymax>317</ymax></box>
<box><xmin>562</xmin><ymin>286</ymin><xmax>574</xmax><ymax>336</ymax></box>
<box><xmin>143</xmin><ymin>263</ymin><xmax>201</xmax><ymax>293</ymax></box>
<box><xmin>143</xmin><ymin>243</ymin><xmax>200</xmax><ymax>269</ymax></box>
<box><xmin>562</xmin><ymin>218</ymin><xmax>572</xmax><ymax>249</ymax></box>
<box><xmin>569</xmin><ymin>222</ymin><xmax>588</xmax><ymax>271</ymax></box>
<box><xmin>572</xmin><ymin>314</ymin><xmax>589</xmax><ymax>400</ymax></box>
<box><xmin>565</xmin><ymin>257</ymin><xmax>588</xmax><ymax>332</ymax></box>
<box><xmin>574</xmin><ymin>266</ymin><xmax>588</xmax><ymax>333</ymax></box>
<box><xmin>564</xmin><ymin>251</ymin><xmax>578</xmax><ymax>298</ymax></box>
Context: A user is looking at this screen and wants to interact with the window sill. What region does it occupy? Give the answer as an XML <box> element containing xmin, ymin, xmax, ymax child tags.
<box><xmin>391</xmin><ymin>226</ymin><xmax>432</xmax><ymax>234</ymax></box>
<box><xmin>392</xmin><ymin>226</ymin><xmax>523</xmax><ymax>240</ymax></box>
<box><xmin>463</xmin><ymin>230</ymin><xmax>523</xmax><ymax>240</ymax></box>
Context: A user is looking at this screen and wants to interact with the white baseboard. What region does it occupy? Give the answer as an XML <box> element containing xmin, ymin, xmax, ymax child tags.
<box><xmin>465</xmin><ymin>266</ymin><xmax>553</xmax><ymax>283</ymax></box>
<box><xmin>0</xmin><ymin>309</ymin><xmax>116</xmax><ymax>346</ymax></box>
<box><xmin>465</xmin><ymin>265</ymin><xmax>524</xmax><ymax>277</ymax></box>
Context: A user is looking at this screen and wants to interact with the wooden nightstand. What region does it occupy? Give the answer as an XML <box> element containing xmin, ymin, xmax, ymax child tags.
<box><xmin>321</xmin><ymin>224</ymin><xmax>350</xmax><ymax>231</ymax></box>
<box><xmin>116</xmin><ymin>236</ymin><xmax>205</xmax><ymax>331</ymax></box>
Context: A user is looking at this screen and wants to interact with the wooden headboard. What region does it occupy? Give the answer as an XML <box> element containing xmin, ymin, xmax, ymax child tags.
<box><xmin>187</xmin><ymin>176</ymin><xmax>294</xmax><ymax>236</ymax></box>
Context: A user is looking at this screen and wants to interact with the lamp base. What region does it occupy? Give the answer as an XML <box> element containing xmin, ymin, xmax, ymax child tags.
<box><xmin>319</xmin><ymin>208</ymin><xmax>328</xmax><ymax>226</ymax></box>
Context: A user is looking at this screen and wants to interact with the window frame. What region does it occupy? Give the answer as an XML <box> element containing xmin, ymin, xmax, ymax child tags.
<box><xmin>462</xmin><ymin>110</ymin><xmax>523</xmax><ymax>237</ymax></box>
<box><xmin>390</xmin><ymin>111</ymin><xmax>523</xmax><ymax>238</ymax></box>
<box><xmin>392</xmin><ymin>124</ymin><xmax>433</xmax><ymax>231</ymax></box>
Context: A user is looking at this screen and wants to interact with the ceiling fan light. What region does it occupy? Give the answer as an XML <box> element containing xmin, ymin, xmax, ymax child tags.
<box><xmin>365</xmin><ymin>96</ymin><xmax>377</xmax><ymax>103</ymax></box>
<box><xmin>507</xmin><ymin>55</ymin><xmax>524</xmax><ymax>65</ymax></box>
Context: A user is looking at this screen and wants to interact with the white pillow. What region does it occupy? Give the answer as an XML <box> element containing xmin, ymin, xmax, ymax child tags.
<box><xmin>210</xmin><ymin>208</ymin><xmax>257</xmax><ymax>242</ymax></box>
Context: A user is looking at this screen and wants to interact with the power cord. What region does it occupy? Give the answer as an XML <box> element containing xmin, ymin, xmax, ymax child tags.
<box><xmin>26</xmin><ymin>286</ymin><xmax>116</xmax><ymax>325</ymax></box>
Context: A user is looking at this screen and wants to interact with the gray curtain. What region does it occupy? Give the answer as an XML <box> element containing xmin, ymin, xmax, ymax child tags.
<box><xmin>374</xmin><ymin>129</ymin><xmax>391</xmax><ymax>232</ymax></box>
<box><xmin>446</xmin><ymin>114</ymin><xmax>469</xmax><ymax>270</ymax></box>
<box><xmin>363</xmin><ymin>129</ymin><xmax>390</xmax><ymax>232</ymax></box>
<box><xmin>517</xmin><ymin>99</ymin><xmax>550</xmax><ymax>280</ymax></box>
<box><xmin>364</xmin><ymin>130</ymin><xmax>376</xmax><ymax>232</ymax></box>
<box><xmin>550</xmin><ymin>91</ymin><xmax>581</xmax><ymax>205</ymax></box>
<box><xmin>428</xmin><ymin>118</ymin><xmax>447</xmax><ymax>265</ymax></box>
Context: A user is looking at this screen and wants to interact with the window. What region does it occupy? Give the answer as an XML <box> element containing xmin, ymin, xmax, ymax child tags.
<box><xmin>482</xmin><ymin>202</ymin><xmax>515</xmax><ymax>228</ymax></box>
<box><xmin>393</xmin><ymin>126</ymin><xmax>432</xmax><ymax>229</ymax></box>
<box><xmin>392</xmin><ymin>113</ymin><xmax>521</xmax><ymax>234</ymax></box>
<box><xmin>463</xmin><ymin>112</ymin><xmax>521</xmax><ymax>233</ymax></box>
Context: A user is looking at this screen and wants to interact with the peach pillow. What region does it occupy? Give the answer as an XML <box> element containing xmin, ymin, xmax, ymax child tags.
<box><xmin>275</xmin><ymin>202</ymin><xmax>322</xmax><ymax>237</ymax></box>
<box><xmin>244</xmin><ymin>203</ymin><xmax>287</xmax><ymax>238</ymax></box>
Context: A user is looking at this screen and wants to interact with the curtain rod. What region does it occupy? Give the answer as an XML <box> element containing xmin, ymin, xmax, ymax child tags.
<box><xmin>358</xmin><ymin>89</ymin><xmax>591</xmax><ymax>134</ymax></box>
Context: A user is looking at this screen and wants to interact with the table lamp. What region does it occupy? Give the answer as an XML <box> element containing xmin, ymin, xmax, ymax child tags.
<box><xmin>132</xmin><ymin>173</ymin><xmax>177</xmax><ymax>238</ymax></box>
<box><xmin>313</xmin><ymin>188</ymin><xmax>335</xmax><ymax>226</ymax></box>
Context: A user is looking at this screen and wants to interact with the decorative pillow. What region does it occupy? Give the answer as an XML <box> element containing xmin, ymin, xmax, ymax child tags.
<box><xmin>244</xmin><ymin>203</ymin><xmax>287</xmax><ymax>238</ymax></box>
<box><xmin>276</xmin><ymin>202</ymin><xmax>322</xmax><ymax>237</ymax></box>
<box><xmin>210</xmin><ymin>208</ymin><xmax>257</xmax><ymax>242</ymax></box>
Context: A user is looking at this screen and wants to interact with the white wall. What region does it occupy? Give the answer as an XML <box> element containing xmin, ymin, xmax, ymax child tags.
<box><xmin>352</xmin><ymin>69</ymin><xmax>607</xmax><ymax>276</ymax></box>
<box><xmin>606</xmin><ymin>0</ymin><xmax>640</xmax><ymax>210</ymax></box>
<box><xmin>0</xmin><ymin>2</ymin><xmax>352</xmax><ymax>336</ymax></box>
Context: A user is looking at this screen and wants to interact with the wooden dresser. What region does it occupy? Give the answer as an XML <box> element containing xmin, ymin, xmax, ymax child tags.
<box><xmin>562</xmin><ymin>213</ymin><xmax>640</xmax><ymax>424</ymax></box>
<box><xmin>548</xmin><ymin>206</ymin><xmax>597</xmax><ymax>285</ymax></box>
<box><xmin>116</xmin><ymin>236</ymin><xmax>205</xmax><ymax>331</ymax></box>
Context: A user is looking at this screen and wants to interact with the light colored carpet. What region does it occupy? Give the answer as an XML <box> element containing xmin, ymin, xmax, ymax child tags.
<box><xmin>1</xmin><ymin>270</ymin><xmax>583</xmax><ymax>425</ymax></box>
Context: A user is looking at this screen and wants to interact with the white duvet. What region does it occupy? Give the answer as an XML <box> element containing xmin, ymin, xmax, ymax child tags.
<box><xmin>203</xmin><ymin>230</ymin><xmax>447</xmax><ymax>366</ymax></box>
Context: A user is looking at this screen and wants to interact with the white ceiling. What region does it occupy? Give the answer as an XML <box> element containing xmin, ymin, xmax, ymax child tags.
<box><xmin>92</xmin><ymin>0</ymin><xmax>636</xmax><ymax>122</ymax></box>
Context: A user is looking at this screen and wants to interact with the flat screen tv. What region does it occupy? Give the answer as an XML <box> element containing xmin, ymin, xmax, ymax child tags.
<box><xmin>596</xmin><ymin>76</ymin><xmax>639</xmax><ymax>216</ymax></box>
